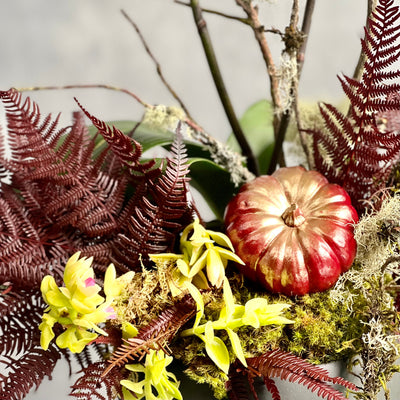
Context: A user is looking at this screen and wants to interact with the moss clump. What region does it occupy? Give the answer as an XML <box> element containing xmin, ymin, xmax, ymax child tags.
<box><xmin>172</xmin><ymin>272</ymin><xmax>370</xmax><ymax>398</ymax></box>
<box><xmin>111</xmin><ymin>263</ymin><xmax>174</xmax><ymax>328</ymax></box>
<box><xmin>283</xmin><ymin>292</ymin><xmax>367</xmax><ymax>363</ymax></box>
<box><xmin>228</xmin><ymin>277</ymin><xmax>368</xmax><ymax>364</ymax></box>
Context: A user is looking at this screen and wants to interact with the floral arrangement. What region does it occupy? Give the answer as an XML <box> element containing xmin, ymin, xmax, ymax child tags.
<box><xmin>1</xmin><ymin>1</ymin><xmax>400</xmax><ymax>400</ymax></box>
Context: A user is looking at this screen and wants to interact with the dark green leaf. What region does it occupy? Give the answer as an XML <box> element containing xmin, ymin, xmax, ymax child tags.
<box><xmin>227</xmin><ymin>100</ymin><xmax>275</xmax><ymax>174</ymax></box>
<box><xmin>188</xmin><ymin>158</ymin><xmax>236</xmax><ymax>221</ymax></box>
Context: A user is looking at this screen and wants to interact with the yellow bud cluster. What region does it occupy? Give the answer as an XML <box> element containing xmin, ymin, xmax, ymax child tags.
<box><xmin>39</xmin><ymin>252</ymin><xmax>134</xmax><ymax>353</ymax></box>
<box><xmin>151</xmin><ymin>219</ymin><xmax>244</xmax><ymax>296</ymax></box>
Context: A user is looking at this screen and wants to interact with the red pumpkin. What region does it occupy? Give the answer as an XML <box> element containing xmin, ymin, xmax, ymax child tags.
<box><xmin>224</xmin><ymin>166</ymin><xmax>358</xmax><ymax>296</ymax></box>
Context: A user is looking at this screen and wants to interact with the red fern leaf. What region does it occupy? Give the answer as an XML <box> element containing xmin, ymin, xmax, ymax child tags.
<box><xmin>0</xmin><ymin>289</ymin><xmax>62</xmax><ymax>400</ymax></box>
<box><xmin>111</xmin><ymin>125</ymin><xmax>193</xmax><ymax>269</ymax></box>
<box><xmin>104</xmin><ymin>295</ymin><xmax>195</xmax><ymax>376</ymax></box>
<box><xmin>70</xmin><ymin>361</ymin><xmax>123</xmax><ymax>400</ymax></box>
<box><xmin>308</xmin><ymin>0</ymin><xmax>400</xmax><ymax>212</ymax></box>
<box><xmin>245</xmin><ymin>349</ymin><xmax>357</xmax><ymax>400</ymax></box>
<box><xmin>75</xmin><ymin>99</ymin><xmax>159</xmax><ymax>178</ymax></box>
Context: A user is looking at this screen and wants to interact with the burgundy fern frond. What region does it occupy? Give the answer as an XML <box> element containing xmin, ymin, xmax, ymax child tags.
<box><xmin>0</xmin><ymin>289</ymin><xmax>46</xmax><ymax>360</ymax></box>
<box><xmin>111</xmin><ymin>125</ymin><xmax>193</xmax><ymax>269</ymax></box>
<box><xmin>227</xmin><ymin>364</ymin><xmax>262</xmax><ymax>400</ymax></box>
<box><xmin>262</xmin><ymin>377</ymin><xmax>281</xmax><ymax>400</ymax></box>
<box><xmin>0</xmin><ymin>89</ymin><xmax>128</xmax><ymax>238</ymax></box>
<box><xmin>244</xmin><ymin>349</ymin><xmax>357</xmax><ymax>400</ymax></box>
<box><xmin>75</xmin><ymin>99</ymin><xmax>160</xmax><ymax>179</ymax></box>
<box><xmin>70</xmin><ymin>361</ymin><xmax>124</xmax><ymax>400</ymax></box>
<box><xmin>0</xmin><ymin>289</ymin><xmax>62</xmax><ymax>400</ymax></box>
<box><xmin>0</xmin><ymin>344</ymin><xmax>62</xmax><ymax>400</ymax></box>
<box><xmin>104</xmin><ymin>296</ymin><xmax>195</xmax><ymax>376</ymax></box>
<box><xmin>308</xmin><ymin>0</ymin><xmax>400</xmax><ymax>212</ymax></box>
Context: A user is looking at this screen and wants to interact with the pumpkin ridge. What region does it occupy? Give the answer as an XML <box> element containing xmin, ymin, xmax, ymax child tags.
<box><xmin>225</xmin><ymin>166</ymin><xmax>358</xmax><ymax>296</ymax></box>
<box><xmin>295</xmin><ymin>227</ymin><xmax>341</xmax><ymax>293</ymax></box>
<box><xmin>255</xmin><ymin>228</ymin><xmax>289</xmax><ymax>288</ymax></box>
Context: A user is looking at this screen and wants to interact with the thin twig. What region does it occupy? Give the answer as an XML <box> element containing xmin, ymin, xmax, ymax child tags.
<box><xmin>16</xmin><ymin>83</ymin><xmax>152</xmax><ymax>108</ymax></box>
<box><xmin>352</xmin><ymin>0</ymin><xmax>376</xmax><ymax>81</ymax></box>
<box><xmin>189</xmin><ymin>0</ymin><xmax>259</xmax><ymax>176</ymax></box>
<box><xmin>174</xmin><ymin>0</ymin><xmax>250</xmax><ymax>25</ymax></box>
<box><xmin>121</xmin><ymin>9</ymin><xmax>193</xmax><ymax>119</ymax></box>
<box><xmin>293</xmin><ymin>0</ymin><xmax>316</xmax><ymax>168</ymax></box>
<box><xmin>268</xmin><ymin>0</ymin><xmax>305</xmax><ymax>173</ymax></box>
<box><xmin>298</xmin><ymin>0</ymin><xmax>315</xmax><ymax>74</ymax></box>
<box><xmin>267</xmin><ymin>108</ymin><xmax>291</xmax><ymax>174</ymax></box>
<box><xmin>235</xmin><ymin>0</ymin><xmax>282</xmax><ymax>128</ymax></box>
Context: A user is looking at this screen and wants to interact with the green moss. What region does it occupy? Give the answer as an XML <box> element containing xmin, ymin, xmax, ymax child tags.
<box><xmin>111</xmin><ymin>263</ymin><xmax>175</xmax><ymax>328</ymax></box>
<box><xmin>171</xmin><ymin>272</ymin><xmax>371</xmax><ymax>396</ymax></box>
<box><xmin>184</xmin><ymin>361</ymin><xmax>228</xmax><ymax>400</ymax></box>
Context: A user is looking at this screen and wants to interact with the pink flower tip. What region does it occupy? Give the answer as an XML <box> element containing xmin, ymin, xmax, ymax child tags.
<box><xmin>105</xmin><ymin>306</ymin><xmax>117</xmax><ymax>320</ymax></box>
<box><xmin>84</xmin><ymin>277</ymin><xmax>96</xmax><ymax>287</ymax></box>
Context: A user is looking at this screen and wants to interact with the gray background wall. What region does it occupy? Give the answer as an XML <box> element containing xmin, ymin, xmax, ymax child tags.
<box><xmin>0</xmin><ymin>1</ymin><xmax>366</xmax><ymax>399</ymax></box>
<box><xmin>0</xmin><ymin>0</ymin><xmax>365</xmax><ymax>141</ymax></box>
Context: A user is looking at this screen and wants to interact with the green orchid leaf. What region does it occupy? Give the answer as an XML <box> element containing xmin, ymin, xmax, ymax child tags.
<box><xmin>207</xmin><ymin>230</ymin><xmax>235</xmax><ymax>251</ymax></box>
<box><xmin>242</xmin><ymin>298</ymin><xmax>293</xmax><ymax>327</ymax></box>
<box><xmin>176</xmin><ymin>259</ymin><xmax>191</xmax><ymax>277</ymax></box>
<box><xmin>201</xmin><ymin>327</ymin><xmax>230</xmax><ymax>374</ymax></box>
<box><xmin>227</xmin><ymin>100</ymin><xmax>275</xmax><ymax>174</ymax></box>
<box><xmin>215</xmin><ymin>247</ymin><xmax>245</xmax><ymax>265</ymax></box>
<box><xmin>88</xmin><ymin>121</ymin><xmax>235</xmax><ymax>219</ymax></box>
<box><xmin>186</xmin><ymin>283</ymin><xmax>204</xmax><ymax>329</ymax></box>
<box><xmin>120</xmin><ymin>379</ymin><xmax>145</xmax><ymax>395</ymax></box>
<box><xmin>188</xmin><ymin>250</ymin><xmax>208</xmax><ymax>279</ymax></box>
<box><xmin>222</xmin><ymin>277</ymin><xmax>236</xmax><ymax>321</ymax></box>
<box><xmin>226</xmin><ymin>328</ymin><xmax>247</xmax><ymax>367</ymax></box>
<box><xmin>188</xmin><ymin>158</ymin><xmax>237</xmax><ymax>220</ymax></box>
<box><xmin>125</xmin><ymin>363</ymin><xmax>146</xmax><ymax>373</ymax></box>
<box><xmin>206</xmin><ymin>248</ymin><xmax>225</xmax><ymax>287</ymax></box>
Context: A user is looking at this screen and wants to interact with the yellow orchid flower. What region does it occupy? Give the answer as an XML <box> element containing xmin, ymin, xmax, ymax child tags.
<box><xmin>39</xmin><ymin>252</ymin><xmax>133</xmax><ymax>353</ymax></box>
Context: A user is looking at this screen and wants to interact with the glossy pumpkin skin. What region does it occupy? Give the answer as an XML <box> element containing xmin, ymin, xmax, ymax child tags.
<box><xmin>224</xmin><ymin>166</ymin><xmax>359</xmax><ymax>296</ymax></box>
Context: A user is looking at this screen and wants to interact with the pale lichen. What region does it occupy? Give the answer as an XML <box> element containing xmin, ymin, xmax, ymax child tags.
<box><xmin>330</xmin><ymin>194</ymin><xmax>400</xmax><ymax>399</ymax></box>
<box><xmin>141</xmin><ymin>104</ymin><xmax>254</xmax><ymax>187</ymax></box>
<box><xmin>142</xmin><ymin>104</ymin><xmax>187</xmax><ymax>133</ymax></box>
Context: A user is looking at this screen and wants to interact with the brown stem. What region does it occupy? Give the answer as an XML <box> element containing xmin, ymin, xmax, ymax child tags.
<box><xmin>294</xmin><ymin>0</ymin><xmax>316</xmax><ymax>168</ymax></box>
<box><xmin>268</xmin><ymin>0</ymin><xmax>315</xmax><ymax>173</ymax></box>
<box><xmin>352</xmin><ymin>0</ymin><xmax>376</xmax><ymax>81</ymax></box>
<box><xmin>235</xmin><ymin>0</ymin><xmax>282</xmax><ymax>127</ymax></box>
<box><xmin>298</xmin><ymin>0</ymin><xmax>316</xmax><ymax>75</ymax></box>
<box><xmin>190</xmin><ymin>0</ymin><xmax>259</xmax><ymax>176</ymax></box>
<box><xmin>281</xmin><ymin>203</ymin><xmax>305</xmax><ymax>227</ymax></box>
<box><xmin>267</xmin><ymin>109</ymin><xmax>291</xmax><ymax>174</ymax></box>
<box><xmin>121</xmin><ymin>9</ymin><xmax>193</xmax><ymax>119</ymax></box>
<box><xmin>16</xmin><ymin>84</ymin><xmax>151</xmax><ymax>108</ymax></box>
<box><xmin>174</xmin><ymin>0</ymin><xmax>250</xmax><ymax>25</ymax></box>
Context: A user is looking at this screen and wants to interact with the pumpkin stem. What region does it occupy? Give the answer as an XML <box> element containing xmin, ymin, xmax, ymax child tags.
<box><xmin>281</xmin><ymin>204</ymin><xmax>305</xmax><ymax>227</ymax></box>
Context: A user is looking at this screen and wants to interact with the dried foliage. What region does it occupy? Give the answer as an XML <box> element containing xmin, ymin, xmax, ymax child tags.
<box><xmin>70</xmin><ymin>361</ymin><xmax>124</xmax><ymax>400</ymax></box>
<box><xmin>105</xmin><ymin>296</ymin><xmax>195</xmax><ymax>375</ymax></box>
<box><xmin>0</xmin><ymin>289</ymin><xmax>62</xmax><ymax>400</ymax></box>
<box><xmin>227</xmin><ymin>349</ymin><xmax>358</xmax><ymax>400</ymax></box>
<box><xmin>111</xmin><ymin>128</ymin><xmax>193</xmax><ymax>270</ymax></box>
<box><xmin>307</xmin><ymin>0</ymin><xmax>400</xmax><ymax>212</ymax></box>
<box><xmin>0</xmin><ymin>88</ymin><xmax>193</xmax><ymax>398</ymax></box>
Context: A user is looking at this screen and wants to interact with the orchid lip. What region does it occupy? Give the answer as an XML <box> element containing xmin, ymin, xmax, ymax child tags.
<box><xmin>84</xmin><ymin>277</ymin><xmax>96</xmax><ymax>287</ymax></box>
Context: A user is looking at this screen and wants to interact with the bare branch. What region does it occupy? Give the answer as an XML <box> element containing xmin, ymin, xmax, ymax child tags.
<box><xmin>189</xmin><ymin>0</ymin><xmax>259</xmax><ymax>176</ymax></box>
<box><xmin>16</xmin><ymin>83</ymin><xmax>151</xmax><ymax>108</ymax></box>
<box><xmin>174</xmin><ymin>0</ymin><xmax>250</xmax><ymax>25</ymax></box>
<box><xmin>294</xmin><ymin>0</ymin><xmax>316</xmax><ymax>167</ymax></box>
<box><xmin>235</xmin><ymin>0</ymin><xmax>282</xmax><ymax>122</ymax></box>
<box><xmin>121</xmin><ymin>9</ymin><xmax>193</xmax><ymax>119</ymax></box>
